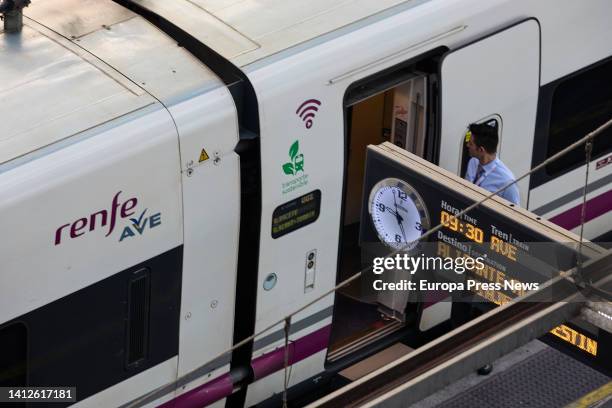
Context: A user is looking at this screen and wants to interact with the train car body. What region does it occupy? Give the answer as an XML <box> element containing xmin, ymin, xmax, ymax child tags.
<box><xmin>0</xmin><ymin>0</ymin><xmax>610</xmax><ymax>406</ymax></box>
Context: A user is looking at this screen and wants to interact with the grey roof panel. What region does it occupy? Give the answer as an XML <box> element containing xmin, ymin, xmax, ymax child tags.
<box><xmin>24</xmin><ymin>0</ymin><xmax>136</xmax><ymax>39</ymax></box>
<box><xmin>131</xmin><ymin>0</ymin><xmax>416</xmax><ymax>67</ymax></box>
<box><xmin>1</xmin><ymin>0</ymin><xmax>227</xmax><ymax>164</ymax></box>
<box><xmin>0</xmin><ymin>21</ymin><xmax>153</xmax><ymax>164</ymax></box>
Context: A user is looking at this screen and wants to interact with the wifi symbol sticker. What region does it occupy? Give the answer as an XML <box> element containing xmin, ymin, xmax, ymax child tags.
<box><xmin>296</xmin><ymin>99</ymin><xmax>321</xmax><ymax>129</ymax></box>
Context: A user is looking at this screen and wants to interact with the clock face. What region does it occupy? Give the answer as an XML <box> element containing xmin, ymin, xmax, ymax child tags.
<box><xmin>368</xmin><ymin>178</ymin><xmax>430</xmax><ymax>250</ymax></box>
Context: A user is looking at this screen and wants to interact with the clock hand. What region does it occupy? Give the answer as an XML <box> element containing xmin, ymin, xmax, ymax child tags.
<box><xmin>392</xmin><ymin>191</ymin><xmax>407</xmax><ymax>242</ymax></box>
<box><xmin>398</xmin><ymin>217</ymin><xmax>407</xmax><ymax>243</ymax></box>
<box><xmin>392</xmin><ymin>190</ymin><xmax>400</xmax><ymax>217</ymax></box>
<box><xmin>384</xmin><ymin>205</ymin><xmax>399</xmax><ymax>217</ymax></box>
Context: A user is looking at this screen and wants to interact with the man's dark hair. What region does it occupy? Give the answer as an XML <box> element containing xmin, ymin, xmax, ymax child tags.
<box><xmin>469</xmin><ymin>123</ymin><xmax>498</xmax><ymax>154</ymax></box>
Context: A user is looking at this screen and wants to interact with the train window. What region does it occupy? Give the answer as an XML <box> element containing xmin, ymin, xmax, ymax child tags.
<box><xmin>546</xmin><ymin>58</ymin><xmax>612</xmax><ymax>176</ymax></box>
<box><xmin>0</xmin><ymin>322</ymin><xmax>27</xmax><ymax>388</ymax></box>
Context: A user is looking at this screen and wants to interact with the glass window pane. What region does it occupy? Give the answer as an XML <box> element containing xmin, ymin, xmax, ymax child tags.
<box><xmin>546</xmin><ymin>59</ymin><xmax>612</xmax><ymax>176</ymax></box>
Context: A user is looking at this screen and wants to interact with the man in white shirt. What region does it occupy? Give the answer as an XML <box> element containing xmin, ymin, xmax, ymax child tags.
<box><xmin>464</xmin><ymin>123</ymin><xmax>520</xmax><ymax>205</ymax></box>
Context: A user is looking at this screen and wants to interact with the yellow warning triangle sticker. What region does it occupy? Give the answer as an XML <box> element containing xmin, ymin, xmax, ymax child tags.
<box><xmin>199</xmin><ymin>148</ymin><xmax>210</xmax><ymax>163</ymax></box>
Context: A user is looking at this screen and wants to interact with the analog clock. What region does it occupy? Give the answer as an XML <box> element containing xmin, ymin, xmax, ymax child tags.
<box><xmin>368</xmin><ymin>178</ymin><xmax>430</xmax><ymax>250</ymax></box>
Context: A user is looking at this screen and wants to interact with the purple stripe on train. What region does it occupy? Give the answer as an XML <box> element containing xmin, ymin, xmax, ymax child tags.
<box><xmin>549</xmin><ymin>190</ymin><xmax>612</xmax><ymax>230</ymax></box>
<box><xmin>160</xmin><ymin>325</ymin><xmax>331</xmax><ymax>408</ymax></box>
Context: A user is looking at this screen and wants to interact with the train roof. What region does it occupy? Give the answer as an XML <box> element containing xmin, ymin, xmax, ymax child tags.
<box><xmin>1</xmin><ymin>0</ymin><xmax>420</xmax><ymax>165</ymax></box>
<box><xmin>130</xmin><ymin>0</ymin><xmax>416</xmax><ymax>68</ymax></box>
<box><xmin>1</xmin><ymin>0</ymin><xmax>223</xmax><ymax>166</ymax></box>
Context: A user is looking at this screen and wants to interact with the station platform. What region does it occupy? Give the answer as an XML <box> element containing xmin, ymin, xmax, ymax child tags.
<box><xmin>407</xmin><ymin>340</ymin><xmax>611</xmax><ymax>408</ymax></box>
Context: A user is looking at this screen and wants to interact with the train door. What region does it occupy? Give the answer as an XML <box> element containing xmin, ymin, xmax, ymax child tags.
<box><xmin>329</xmin><ymin>19</ymin><xmax>541</xmax><ymax>364</ymax></box>
<box><xmin>329</xmin><ymin>51</ymin><xmax>445</xmax><ymax>362</ymax></box>
<box><xmin>438</xmin><ymin>19</ymin><xmax>541</xmax><ymax>208</ymax></box>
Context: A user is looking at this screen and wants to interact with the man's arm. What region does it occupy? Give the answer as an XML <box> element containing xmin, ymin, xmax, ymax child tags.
<box><xmin>504</xmin><ymin>183</ymin><xmax>520</xmax><ymax>206</ymax></box>
<box><xmin>464</xmin><ymin>158</ymin><xmax>477</xmax><ymax>182</ymax></box>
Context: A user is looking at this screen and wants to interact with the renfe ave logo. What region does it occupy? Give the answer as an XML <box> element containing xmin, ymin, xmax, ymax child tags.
<box><xmin>54</xmin><ymin>191</ymin><xmax>162</xmax><ymax>245</ymax></box>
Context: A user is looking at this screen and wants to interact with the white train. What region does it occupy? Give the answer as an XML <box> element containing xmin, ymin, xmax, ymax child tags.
<box><xmin>1</xmin><ymin>0</ymin><xmax>611</xmax><ymax>406</ymax></box>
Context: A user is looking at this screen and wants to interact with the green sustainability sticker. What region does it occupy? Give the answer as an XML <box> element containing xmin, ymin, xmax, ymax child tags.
<box><xmin>282</xmin><ymin>140</ymin><xmax>305</xmax><ymax>176</ymax></box>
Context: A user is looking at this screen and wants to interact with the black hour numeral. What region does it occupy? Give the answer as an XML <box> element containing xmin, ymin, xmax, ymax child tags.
<box><xmin>415</xmin><ymin>222</ymin><xmax>422</xmax><ymax>231</ymax></box>
<box><xmin>398</xmin><ymin>191</ymin><xmax>408</xmax><ymax>200</ymax></box>
<box><xmin>378</xmin><ymin>203</ymin><xmax>385</xmax><ymax>212</ymax></box>
<box><xmin>395</xmin><ymin>234</ymin><xmax>402</xmax><ymax>243</ymax></box>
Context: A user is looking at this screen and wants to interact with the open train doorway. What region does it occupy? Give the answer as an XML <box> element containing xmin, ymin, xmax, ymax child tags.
<box><xmin>327</xmin><ymin>50</ymin><xmax>446</xmax><ymax>364</ymax></box>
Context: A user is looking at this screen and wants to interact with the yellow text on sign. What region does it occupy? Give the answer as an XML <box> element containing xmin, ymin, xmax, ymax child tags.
<box><xmin>550</xmin><ymin>324</ymin><xmax>598</xmax><ymax>356</ymax></box>
<box><xmin>435</xmin><ymin>242</ymin><xmax>598</xmax><ymax>357</ymax></box>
